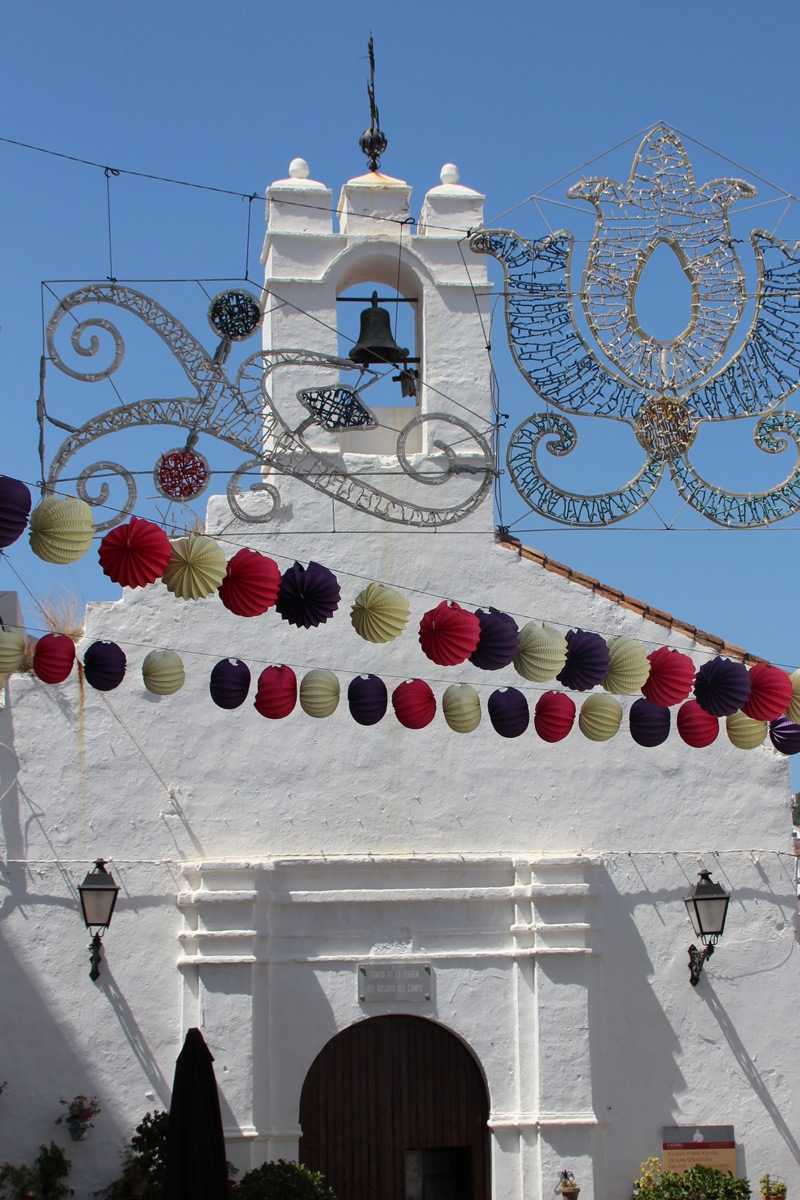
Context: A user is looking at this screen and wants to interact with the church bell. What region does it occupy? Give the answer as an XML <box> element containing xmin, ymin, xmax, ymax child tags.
<box><xmin>349</xmin><ymin>292</ymin><xmax>409</xmax><ymax>366</ymax></box>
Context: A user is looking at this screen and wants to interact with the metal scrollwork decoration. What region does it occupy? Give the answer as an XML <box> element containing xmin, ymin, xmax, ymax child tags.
<box><xmin>471</xmin><ymin>124</ymin><xmax>800</xmax><ymax>527</ymax></box>
<box><xmin>42</xmin><ymin>285</ymin><xmax>494</xmax><ymax>532</ymax></box>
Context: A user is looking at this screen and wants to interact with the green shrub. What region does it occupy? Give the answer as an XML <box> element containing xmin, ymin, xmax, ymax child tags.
<box><xmin>0</xmin><ymin>1142</ymin><xmax>72</xmax><ymax>1200</ymax></box>
<box><xmin>236</xmin><ymin>1161</ymin><xmax>336</xmax><ymax>1200</ymax></box>
<box><xmin>635</xmin><ymin>1158</ymin><xmax>750</xmax><ymax>1200</ymax></box>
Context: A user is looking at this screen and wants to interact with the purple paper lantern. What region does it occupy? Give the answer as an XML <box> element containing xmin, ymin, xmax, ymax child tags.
<box><xmin>693</xmin><ymin>657</ymin><xmax>752</xmax><ymax>717</ymax></box>
<box><xmin>488</xmin><ymin>687</ymin><xmax>530</xmax><ymax>738</ymax></box>
<box><xmin>556</xmin><ymin>630</ymin><xmax>610</xmax><ymax>692</ymax></box>
<box><xmin>769</xmin><ymin>716</ymin><xmax>800</xmax><ymax>755</ymax></box>
<box><xmin>470</xmin><ymin>608</ymin><xmax>520</xmax><ymax>671</ymax></box>
<box><xmin>0</xmin><ymin>476</ymin><xmax>32</xmax><ymax>550</ymax></box>
<box><xmin>210</xmin><ymin>658</ymin><xmax>251</xmax><ymax>709</ymax></box>
<box><xmin>629</xmin><ymin>697</ymin><xmax>671</xmax><ymax>747</ymax></box>
<box><xmin>82</xmin><ymin>641</ymin><xmax>127</xmax><ymax>691</ymax></box>
<box><xmin>275</xmin><ymin>561</ymin><xmax>341</xmax><ymax>628</ymax></box>
<box><xmin>348</xmin><ymin>674</ymin><xmax>388</xmax><ymax>726</ymax></box>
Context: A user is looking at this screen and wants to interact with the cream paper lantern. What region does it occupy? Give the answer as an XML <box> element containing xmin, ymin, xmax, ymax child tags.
<box><xmin>514</xmin><ymin>622</ymin><xmax>567</xmax><ymax>682</ymax></box>
<box><xmin>142</xmin><ymin>649</ymin><xmax>185</xmax><ymax>695</ymax></box>
<box><xmin>578</xmin><ymin>693</ymin><xmax>623</xmax><ymax>741</ymax></box>
<box><xmin>442</xmin><ymin>683</ymin><xmax>481</xmax><ymax>733</ymax></box>
<box><xmin>29</xmin><ymin>495</ymin><xmax>94</xmax><ymax>564</ymax></box>
<box><xmin>300</xmin><ymin>669</ymin><xmax>340</xmax><ymax>718</ymax></box>
<box><xmin>350</xmin><ymin>582</ymin><xmax>411</xmax><ymax>644</ymax></box>
<box><xmin>726</xmin><ymin>709</ymin><xmax>767</xmax><ymax>750</ymax></box>
<box><xmin>162</xmin><ymin>533</ymin><xmax>227</xmax><ymax>601</ymax></box>
<box><xmin>603</xmin><ymin>636</ymin><xmax>651</xmax><ymax>695</ymax></box>
<box><xmin>0</xmin><ymin>628</ymin><xmax>25</xmax><ymax>675</ymax></box>
<box><xmin>786</xmin><ymin>668</ymin><xmax>800</xmax><ymax>724</ymax></box>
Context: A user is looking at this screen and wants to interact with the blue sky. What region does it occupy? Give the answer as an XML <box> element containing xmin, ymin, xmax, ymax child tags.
<box><xmin>3</xmin><ymin>1</ymin><xmax>800</xmax><ymax>779</ymax></box>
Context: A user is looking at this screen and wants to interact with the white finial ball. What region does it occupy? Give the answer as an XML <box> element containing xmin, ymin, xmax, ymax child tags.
<box><xmin>440</xmin><ymin>163</ymin><xmax>460</xmax><ymax>185</ymax></box>
<box><xmin>289</xmin><ymin>158</ymin><xmax>310</xmax><ymax>180</ymax></box>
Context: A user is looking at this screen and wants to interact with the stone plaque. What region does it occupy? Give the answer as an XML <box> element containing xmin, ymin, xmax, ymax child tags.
<box><xmin>359</xmin><ymin>962</ymin><xmax>431</xmax><ymax>1003</ymax></box>
<box><xmin>662</xmin><ymin>1126</ymin><xmax>736</xmax><ymax>1177</ymax></box>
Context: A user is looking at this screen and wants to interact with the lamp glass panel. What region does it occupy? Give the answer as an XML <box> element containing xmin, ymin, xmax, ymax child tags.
<box><xmin>685</xmin><ymin>897</ymin><xmax>703</xmax><ymax>937</ymax></box>
<box><xmin>694</xmin><ymin>895</ymin><xmax>729</xmax><ymax>937</ymax></box>
<box><xmin>80</xmin><ymin>887</ymin><xmax>117</xmax><ymax>929</ymax></box>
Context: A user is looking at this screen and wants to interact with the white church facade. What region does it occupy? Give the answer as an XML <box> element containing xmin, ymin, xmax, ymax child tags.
<box><xmin>0</xmin><ymin>156</ymin><xmax>798</xmax><ymax>1200</ymax></box>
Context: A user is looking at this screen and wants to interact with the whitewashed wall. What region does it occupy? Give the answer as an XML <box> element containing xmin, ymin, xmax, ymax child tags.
<box><xmin>0</xmin><ymin>165</ymin><xmax>797</xmax><ymax>1200</ymax></box>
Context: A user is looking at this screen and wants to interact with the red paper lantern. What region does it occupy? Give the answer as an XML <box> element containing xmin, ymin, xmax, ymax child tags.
<box><xmin>741</xmin><ymin>663</ymin><xmax>794</xmax><ymax>722</ymax></box>
<box><xmin>533</xmin><ymin>691</ymin><xmax>576</xmax><ymax>743</ymax></box>
<box><xmin>676</xmin><ymin>700</ymin><xmax>719</xmax><ymax>748</ymax></box>
<box><xmin>419</xmin><ymin>601</ymin><xmax>481</xmax><ymax>667</ymax></box>
<box><xmin>218</xmin><ymin>548</ymin><xmax>281</xmax><ymax>617</ymax></box>
<box><xmin>641</xmin><ymin>646</ymin><xmax>695</xmax><ymax>707</ymax></box>
<box><xmin>98</xmin><ymin>516</ymin><xmax>172</xmax><ymax>588</ymax></box>
<box><xmin>33</xmin><ymin>633</ymin><xmax>76</xmax><ymax>684</ymax></box>
<box><xmin>253</xmin><ymin>665</ymin><xmax>297</xmax><ymax>719</ymax></box>
<box><xmin>392</xmin><ymin>679</ymin><xmax>436</xmax><ymax>729</ymax></box>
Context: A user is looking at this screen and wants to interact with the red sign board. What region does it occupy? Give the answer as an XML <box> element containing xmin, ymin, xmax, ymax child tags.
<box><xmin>662</xmin><ymin>1126</ymin><xmax>736</xmax><ymax>1177</ymax></box>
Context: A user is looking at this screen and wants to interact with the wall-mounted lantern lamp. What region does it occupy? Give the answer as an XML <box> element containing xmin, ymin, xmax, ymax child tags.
<box><xmin>683</xmin><ymin>869</ymin><xmax>730</xmax><ymax>986</ymax></box>
<box><xmin>78</xmin><ymin>858</ymin><xmax>119</xmax><ymax>982</ymax></box>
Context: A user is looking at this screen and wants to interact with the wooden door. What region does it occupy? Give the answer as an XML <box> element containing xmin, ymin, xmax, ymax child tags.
<box><xmin>299</xmin><ymin>1015</ymin><xmax>490</xmax><ymax>1200</ymax></box>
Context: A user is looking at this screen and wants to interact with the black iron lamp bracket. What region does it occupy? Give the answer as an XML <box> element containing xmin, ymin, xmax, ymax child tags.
<box><xmin>89</xmin><ymin>931</ymin><xmax>105</xmax><ymax>982</ymax></box>
<box><xmin>688</xmin><ymin>940</ymin><xmax>715</xmax><ymax>986</ymax></box>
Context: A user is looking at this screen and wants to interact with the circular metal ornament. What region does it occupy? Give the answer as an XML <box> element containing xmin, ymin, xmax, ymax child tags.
<box><xmin>154</xmin><ymin>449</ymin><xmax>210</xmax><ymax>501</ymax></box>
<box><xmin>634</xmin><ymin>399</ymin><xmax>695</xmax><ymax>458</ymax></box>
<box><xmin>207</xmin><ymin>291</ymin><xmax>262</xmax><ymax>342</ymax></box>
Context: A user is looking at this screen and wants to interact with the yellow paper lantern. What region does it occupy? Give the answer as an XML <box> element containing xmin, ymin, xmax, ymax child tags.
<box><xmin>786</xmin><ymin>668</ymin><xmax>800</xmax><ymax>724</ymax></box>
<box><xmin>442</xmin><ymin>683</ymin><xmax>481</xmax><ymax>733</ymax></box>
<box><xmin>578</xmin><ymin>693</ymin><xmax>623</xmax><ymax>741</ymax></box>
<box><xmin>726</xmin><ymin>709</ymin><xmax>767</xmax><ymax>750</ymax></box>
<box><xmin>162</xmin><ymin>533</ymin><xmax>227</xmax><ymax>601</ymax></box>
<box><xmin>603</xmin><ymin>636</ymin><xmax>651</xmax><ymax>695</ymax></box>
<box><xmin>142</xmin><ymin>649</ymin><xmax>185</xmax><ymax>695</ymax></box>
<box><xmin>0</xmin><ymin>628</ymin><xmax>25</xmax><ymax>675</ymax></box>
<box><xmin>29</xmin><ymin>495</ymin><xmax>94</xmax><ymax>564</ymax></box>
<box><xmin>350</xmin><ymin>583</ymin><xmax>411</xmax><ymax>644</ymax></box>
<box><xmin>300</xmin><ymin>669</ymin><xmax>340</xmax><ymax>718</ymax></box>
<box><xmin>514</xmin><ymin>622</ymin><xmax>567</xmax><ymax>682</ymax></box>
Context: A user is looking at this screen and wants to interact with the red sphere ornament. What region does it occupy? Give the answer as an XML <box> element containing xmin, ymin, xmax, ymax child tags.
<box><xmin>676</xmin><ymin>700</ymin><xmax>719</xmax><ymax>748</ymax></box>
<box><xmin>641</xmin><ymin>646</ymin><xmax>695</xmax><ymax>707</ymax></box>
<box><xmin>33</xmin><ymin>633</ymin><xmax>76</xmax><ymax>684</ymax></box>
<box><xmin>218</xmin><ymin>548</ymin><xmax>281</xmax><ymax>617</ymax></box>
<box><xmin>533</xmin><ymin>691</ymin><xmax>576</xmax><ymax>743</ymax></box>
<box><xmin>154</xmin><ymin>449</ymin><xmax>210</xmax><ymax>500</ymax></box>
<box><xmin>392</xmin><ymin>679</ymin><xmax>436</xmax><ymax>729</ymax></box>
<box><xmin>253</xmin><ymin>665</ymin><xmax>297</xmax><ymax>719</ymax></box>
<box><xmin>98</xmin><ymin>515</ymin><xmax>172</xmax><ymax>588</ymax></box>
<box><xmin>741</xmin><ymin>663</ymin><xmax>794</xmax><ymax>722</ymax></box>
<box><xmin>419</xmin><ymin>601</ymin><xmax>481</xmax><ymax>667</ymax></box>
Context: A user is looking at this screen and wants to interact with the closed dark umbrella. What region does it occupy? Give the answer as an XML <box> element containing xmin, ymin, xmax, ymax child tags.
<box><xmin>164</xmin><ymin>1028</ymin><xmax>228</xmax><ymax>1200</ymax></box>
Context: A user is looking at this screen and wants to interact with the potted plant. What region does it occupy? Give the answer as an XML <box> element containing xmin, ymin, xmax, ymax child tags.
<box><xmin>555</xmin><ymin>1170</ymin><xmax>580</xmax><ymax>1200</ymax></box>
<box><xmin>55</xmin><ymin>1095</ymin><xmax>101</xmax><ymax>1142</ymax></box>
<box><xmin>761</xmin><ymin>1175</ymin><xmax>787</xmax><ymax>1200</ymax></box>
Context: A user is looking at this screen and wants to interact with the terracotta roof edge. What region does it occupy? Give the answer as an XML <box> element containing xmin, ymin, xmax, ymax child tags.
<box><xmin>495</xmin><ymin>534</ymin><xmax>765</xmax><ymax>665</ymax></box>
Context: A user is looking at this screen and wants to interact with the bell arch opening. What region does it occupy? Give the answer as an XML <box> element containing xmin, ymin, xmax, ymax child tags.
<box><xmin>298</xmin><ymin>1014</ymin><xmax>490</xmax><ymax>1200</ymax></box>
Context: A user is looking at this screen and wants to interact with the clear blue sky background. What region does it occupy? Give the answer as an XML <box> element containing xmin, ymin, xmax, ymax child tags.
<box><xmin>2</xmin><ymin>1</ymin><xmax>800</xmax><ymax>781</ymax></box>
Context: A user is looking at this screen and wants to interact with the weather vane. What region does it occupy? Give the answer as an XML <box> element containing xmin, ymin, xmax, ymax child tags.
<box><xmin>358</xmin><ymin>36</ymin><xmax>387</xmax><ymax>173</ymax></box>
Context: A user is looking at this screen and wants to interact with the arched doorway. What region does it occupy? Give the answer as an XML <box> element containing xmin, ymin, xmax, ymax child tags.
<box><xmin>299</xmin><ymin>1015</ymin><xmax>490</xmax><ymax>1200</ymax></box>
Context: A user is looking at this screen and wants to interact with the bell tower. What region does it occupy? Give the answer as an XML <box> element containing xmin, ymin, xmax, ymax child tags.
<box><xmin>258</xmin><ymin>152</ymin><xmax>493</xmax><ymax>530</ymax></box>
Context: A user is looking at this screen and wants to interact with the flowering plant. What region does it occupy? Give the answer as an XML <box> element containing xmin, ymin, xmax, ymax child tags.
<box><xmin>56</xmin><ymin>1094</ymin><xmax>101</xmax><ymax>1126</ymax></box>
<box><xmin>760</xmin><ymin>1176</ymin><xmax>787</xmax><ymax>1198</ymax></box>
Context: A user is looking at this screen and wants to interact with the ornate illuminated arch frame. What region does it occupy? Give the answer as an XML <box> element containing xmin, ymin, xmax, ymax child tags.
<box><xmin>471</xmin><ymin>125</ymin><xmax>800</xmax><ymax>527</ymax></box>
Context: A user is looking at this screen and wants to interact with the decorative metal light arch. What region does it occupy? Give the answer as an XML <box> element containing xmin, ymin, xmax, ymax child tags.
<box><xmin>41</xmin><ymin>284</ymin><xmax>495</xmax><ymax>531</ymax></box>
<box><xmin>471</xmin><ymin>125</ymin><xmax>800</xmax><ymax>528</ymax></box>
